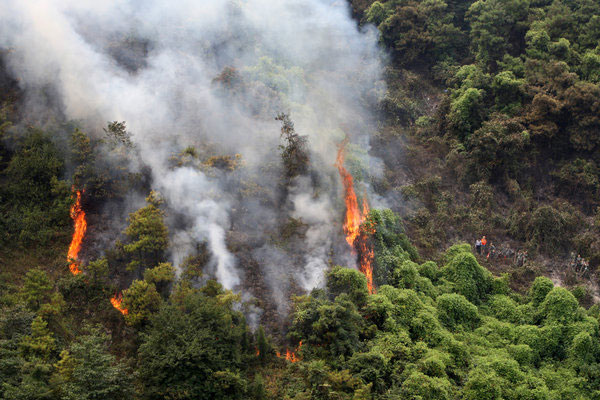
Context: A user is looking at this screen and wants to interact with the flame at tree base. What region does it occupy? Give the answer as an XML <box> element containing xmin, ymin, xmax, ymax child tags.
<box><xmin>67</xmin><ymin>188</ymin><xmax>87</xmax><ymax>275</ymax></box>
<box><xmin>336</xmin><ymin>141</ymin><xmax>375</xmax><ymax>294</ymax></box>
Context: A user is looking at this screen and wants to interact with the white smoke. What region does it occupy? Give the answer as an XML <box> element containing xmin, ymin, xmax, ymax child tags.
<box><xmin>0</xmin><ymin>0</ymin><xmax>383</xmax><ymax>293</ymax></box>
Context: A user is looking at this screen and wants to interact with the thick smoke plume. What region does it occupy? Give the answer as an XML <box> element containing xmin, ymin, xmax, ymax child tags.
<box><xmin>0</xmin><ymin>0</ymin><xmax>383</xmax><ymax>304</ymax></box>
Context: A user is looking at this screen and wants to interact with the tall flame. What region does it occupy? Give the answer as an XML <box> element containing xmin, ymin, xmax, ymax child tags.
<box><xmin>67</xmin><ymin>188</ymin><xmax>87</xmax><ymax>275</ymax></box>
<box><xmin>110</xmin><ymin>292</ymin><xmax>128</xmax><ymax>315</ymax></box>
<box><xmin>335</xmin><ymin>142</ymin><xmax>375</xmax><ymax>294</ymax></box>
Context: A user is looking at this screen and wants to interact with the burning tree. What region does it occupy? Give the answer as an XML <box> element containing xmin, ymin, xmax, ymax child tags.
<box><xmin>336</xmin><ymin>140</ymin><xmax>375</xmax><ymax>294</ymax></box>
<box><xmin>67</xmin><ymin>188</ymin><xmax>87</xmax><ymax>275</ymax></box>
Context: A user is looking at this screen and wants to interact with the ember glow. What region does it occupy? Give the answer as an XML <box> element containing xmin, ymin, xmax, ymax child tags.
<box><xmin>335</xmin><ymin>142</ymin><xmax>375</xmax><ymax>294</ymax></box>
<box><xmin>110</xmin><ymin>292</ymin><xmax>128</xmax><ymax>315</ymax></box>
<box><xmin>67</xmin><ymin>188</ymin><xmax>87</xmax><ymax>275</ymax></box>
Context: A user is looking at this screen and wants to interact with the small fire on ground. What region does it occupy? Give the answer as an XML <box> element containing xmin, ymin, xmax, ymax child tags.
<box><xmin>276</xmin><ymin>340</ymin><xmax>303</xmax><ymax>362</ymax></box>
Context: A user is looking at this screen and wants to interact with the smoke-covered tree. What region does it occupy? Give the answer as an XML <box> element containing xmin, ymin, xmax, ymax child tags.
<box><xmin>276</xmin><ymin>113</ymin><xmax>309</xmax><ymax>179</ymax></box>
<box><xmin>103</xmin><ymin>121</ymin><xmax>133</xmax><ymax>149</ymax></box>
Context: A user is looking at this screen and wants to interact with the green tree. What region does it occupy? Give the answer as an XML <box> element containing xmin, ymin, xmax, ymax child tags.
<box><xmin>437</xmin><ymin>293</ymin><xmax>480</xmax><ymax>330</ymax></box>
<box><xmin>123</xmin><ymin>191</ymin><xmax>169</xmax><ymax>272</ymax></box>
<box><xmin>0</xmin><ymin>129</ymin><xmax>71</xmax><ymax>245</ymax></box>
<box><xmin>137</xmin><ymin>286</ymin><xmax>247</xmax><ymax>400</ymax></box>
<box><xmin>143</xmin><ymin>262</ymin><xmax>175</xmax><ymax>297</ymax></box>
<box><xmin>400</xmin><ymin>370</ymin><xmax>453</xmax><ymax>400</ymax></box>
<box><xmin>289</xmin><ymin>294</ymin><xmax>364</xmax><ymax>361</ymax></box>
<box><xmin>21</xmin><ymin>269</ymin><xmax>53</xmax><ymax>311</ymax></box>
<box><xmin>19</xmin><ymin>316</ymin><xmax>55</xmax><ymax>361</ymax></box>
<box><xmin>122</xmin><ymin>280</ymin><xmax>161</xmax><ymax>327</ymax></box>
<box><xmin>442</xmin><ymin>250</ymin><xmax>492</xmax><ymax>303</ymax></box>
<box><xmin>326</xmin><ymin>266</ymin><xmax>369</xmax><ymax>307</ymax></box>
<box><xmin>348</xmin><ymin>352</ymin><xmax>387</xmax><ymax>393</ymax></box>
<box><xmin>467</xmin><ymin>0</ymin><xmax>530</xmax><ymax>69</ymax></box>
<box><xmin>529</xmin><ymin>276</ymin><xmax>554</xmax><ymax>306</ymax></box>
<box><xmin>540</xmin><ymin>287</ymin><xmax>579</xmax><ymax>324</ymax></box>
<box><xmin>53</xmin><ymin>328</ymin><xmax>133</xmax><ymax>400</ymax></box>
<box><xmin>256</xmin><ymin>326</ymin><xmax>272</xmax><ymax>365</ymax></box>
<box><xmin>249</xmin><ymin>374</ymin><xmax>267</xmax><ymax>400</ymax></box>
<box><xmin>82</xmin><ymin>258</ymin><xmax>109</xmax><ymax>285</ymax></box>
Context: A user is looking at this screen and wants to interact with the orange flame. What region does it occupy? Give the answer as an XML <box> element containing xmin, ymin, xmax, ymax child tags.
<box><xmin>336</xmin><ymin>142</ymin><xmax>375</xmax><ymax>294</ymax></box>
<box><xmin>278</xmin><ymin>340</ymin><xmax>302</xmax><ymax>363</ymax></box>
<box><xmin>67</xmin><ymin>188</ymin><xmax>87</xmax><ymax>275</ymax></box>
<box><xmin>110</xmin><ymin>292</ymin><xmax>128</xmax><ymax>315</ymax></box>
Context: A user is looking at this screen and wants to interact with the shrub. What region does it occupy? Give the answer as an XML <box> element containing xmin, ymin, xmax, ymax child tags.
<box><xmin>400</xmin><ymin>371</ymin><xmax>452</xmax><ymax>400</ymax></box>
<box><xmin>391</xmin><ymin>261</ymin><xmax>419</xmax><ymax>289</ymax></box>
<box><xmin>418</xmin><ymin>261</ymin><xmax>439</xmax><ymax>282</ymax></box>
<box><xmin>327</xmin><ymin>266</ymin><xmax>369</xmax><ymax>307</ymax></box>
<box><xmin>348</xmin><ymin>352</ymin><xmax>387</xmax><ymax>393</ymax></box>
<box><xmin>529</xmin><ymin>276</ymin><xmax>554</xmax><ymax>306</ymax></box>
<box><xmin>376</xmin><ymin>286</ymin><xmax>425</xmax><ymax>328</ymax></box>
<box><xmin>463</xmin><ymin>367</ymin><xmax>504</xmax><ymax>400</ymax></box>
<box><xmin>508</xmin><ymin>344</ymin><xmax>535</xmax><ymax>366</ymax></box>
<box><xmin>527</xmin><ymin>205</ymin><xmax>571</xmax><ymax>253</ymax></box>
<box><xmin>488</xmin><ymin>295</ymin><xmax>518</xmax><ymax>322</ymax></box>
<box><xmin>437</xmin><ymin>293</ymin><xmax>480</xmax><ymax>330</ymax></box>
<box><xmin>540</xmin><ymin>287</ymin><xmax>579</xmax><ymax>324</ymax></box>
<box><xmin>569</xmin><ymin>331</ymin><xmax>596</xmax><ymax>363</ymax></box>
<box><xmin>442</xmin><ymin>251</ymin><xmax>492</xmax><ymax>303</ymax></box>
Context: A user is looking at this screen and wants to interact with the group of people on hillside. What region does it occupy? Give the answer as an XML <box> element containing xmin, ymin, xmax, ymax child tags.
<box><xmin>475</xmin><ymin>236</ymin><xmax>528</xmax><ymax>266</ymax></box>
<box><xmin>474</xmin><ymin>237</ymin><xmax>593</xmax><ymax>276</ymax></box>
<box><xmin>475</xmin><ymin>236</ymin><xmax>487</xmax><ymax>255</ymax></box>
<box><xmin>569</xmin><ymin>252</ymin><xmax>590</xmax><ymax>277</ymax></box>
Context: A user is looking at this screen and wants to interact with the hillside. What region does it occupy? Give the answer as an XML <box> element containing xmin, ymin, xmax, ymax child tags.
<box><xmin>1</xmin><ymin>0</ymin><xmax>600</xmax><ymax>399</ymax></box>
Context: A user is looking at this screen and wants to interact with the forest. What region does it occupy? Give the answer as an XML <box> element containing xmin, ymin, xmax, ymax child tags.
<box><xmin>1</xmin><ymin>0</ymin><xmax>600</xmax><ymax>398</ymax></box>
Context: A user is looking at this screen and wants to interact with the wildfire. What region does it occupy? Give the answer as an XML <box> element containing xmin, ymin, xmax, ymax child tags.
<box><xmin>67</xmin><ymin>188</ymin><xmax>87</xmax><ymax>275</ymax></box>
<box><xmin>277</xmin><ymin>340</ymin><xmax>302</xmax><ymax>362</ymax></box>
<box><xmin>335</xmin><ymin>141</ymin><xmax>375</xmax><ymax>294</ymax></box>
<box><xmin>110</xmin><ymin>292</ymin><xmax>128</xmax><ymax>315</ymax></box>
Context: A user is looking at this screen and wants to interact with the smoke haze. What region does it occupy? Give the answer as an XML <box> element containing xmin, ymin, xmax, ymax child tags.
<box><xmin>0</xmin><ymin>0</ymin><xmax>383</xmax><ymax>306</ymax></box>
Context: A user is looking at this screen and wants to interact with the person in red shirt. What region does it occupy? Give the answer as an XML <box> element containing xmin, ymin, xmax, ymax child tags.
<box><xmin>481</xmin><ymin>236</ymin><xmax>487</xmax><ymax>254</ymax></box>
